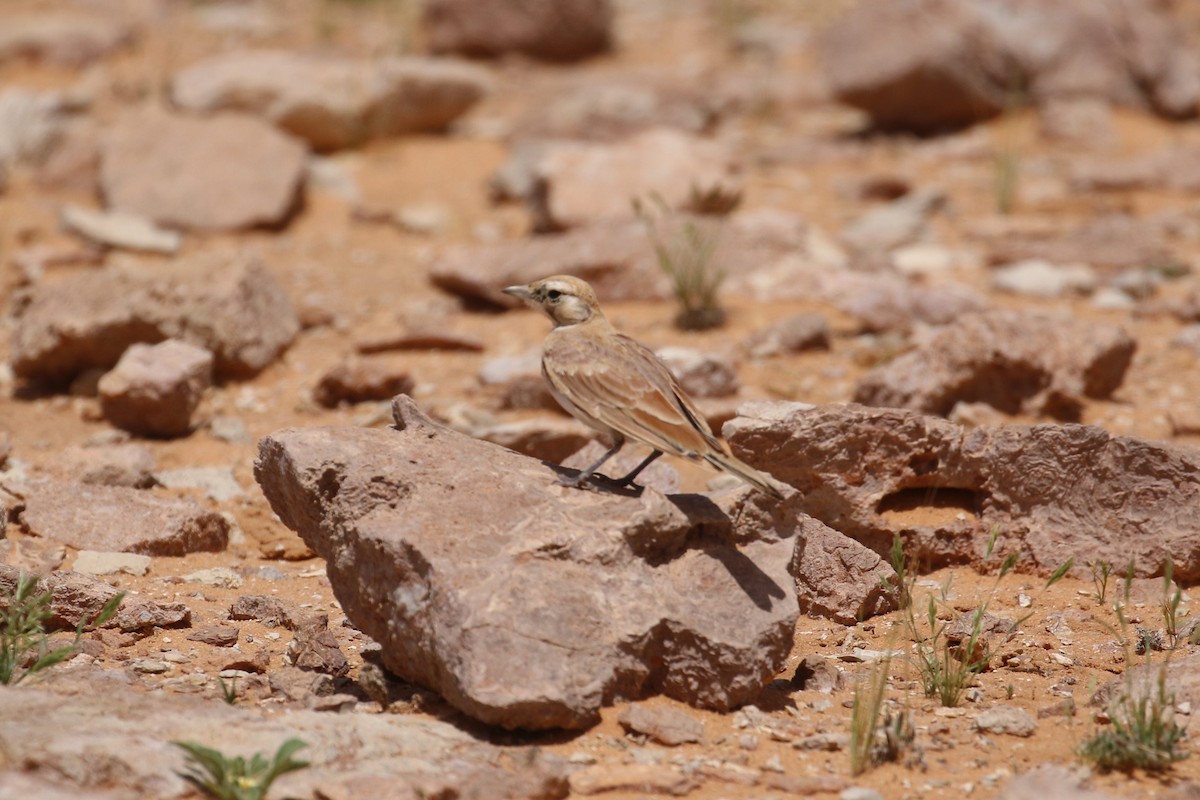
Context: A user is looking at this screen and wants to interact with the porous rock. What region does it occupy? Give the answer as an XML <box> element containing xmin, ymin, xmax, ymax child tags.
<box><xmin>171</xmin><ymin>50</ymin><xmax>490</xmax><ymax>152</ymax></box>
<box><xmin>255</xmin><ymin>395</ymin><xmax>800</xmax><ymax>730</ymax></box>
<box><xmin>101</xmin><ymin>107</ymin><xmax>306</xmax><ymax>231</ymax></box>
<box><xmin>853</xmin><ymin>309</ymin><xmax>1135</xmax><ymax>419</ymax></box>
<box><xmin>725</xmin><ymin>402</ymin><xmax>1200</xmax><ymax>579</ymax></box>
<box><xmin>11</xmin><ymin>253</ymin><xmax>299</xmax><ymax>384</ymax></box>
<box><xmin>98</xmin><ymin>340</ymin><xmax>213</xmax><ymax>438</ymax></box>
<box><xmin>14</xmin><ymin>479</ymin><xmax>229</xmax><ymax>556</ymax></box>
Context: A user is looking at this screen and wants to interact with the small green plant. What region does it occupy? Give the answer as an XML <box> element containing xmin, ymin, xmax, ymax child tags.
<box><xmin>905</xmin><ymin>530</ymin><xmax>1071</xmax><ymax>707</ymax></box>
<box><xmin>992</xmin><ymin>76</ymin><xmax>1026</xmax><ymax>215</ymax></box>
<box><xmin>849</xmin><ymin>654</ymin><xmax>892</xmax><ymax>776</ymax></box>
<box><xmin>882</xmin><ymin>535</ymin><xmax>912</xmax><ymax>611</ymax></box>
<box><xmin>1080</xmin><ymin>678</ymin><xmax>1187</xmax><ymax>771</ymax></box>
<box><xmin>1162</xmin><ymin>557</ymin><xmax>1183</xmax><ymax>648</ymax></box>
<box><xmin>1080</xmin><ymin>604</ymin><xmax>1188</xmax><ymax>771</ymax></box>
<box><xmin>218</xmin><ymin>676</ymin><xmax>239</xmax><ymax>705</ymax></box>
<box><xmin>1089</xmin><ymin>560</ymin><xmax>1113</xmax><ymax>606</ymax></box>
<box><xmin>633</xmin><ymin>193</ymin><xmax>728</xmax><ymax>331</ymax></box>
<box><xmin>173</xmin><ymin>738</ymin><xmax>309</xmax><ymax>800</ymax></box>
<box><xmin>0</xmin><ymin>570</ymin><xmax>123</xmax><ymax>685</ymax></box>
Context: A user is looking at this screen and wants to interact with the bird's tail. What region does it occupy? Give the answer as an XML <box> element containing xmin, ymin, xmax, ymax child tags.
<box><xmin>702</xmin><ymin>450</ymin><xmax>790</xmax><ymax>500</ymax></box>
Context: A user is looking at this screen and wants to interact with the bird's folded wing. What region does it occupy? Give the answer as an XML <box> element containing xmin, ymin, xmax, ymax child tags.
<box><xmin>543</xmin><ymin>332</ymin><xmax>723</xmax><ymax>458</ymax></box>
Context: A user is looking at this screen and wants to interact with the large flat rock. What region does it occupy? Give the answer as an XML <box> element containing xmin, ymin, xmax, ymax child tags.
<box><xmin>0</xmin><ymin>678</ymin><xmax>567</xmax><ymax>799</ymax></box>
<box><xmin>11</xmin><ymin>479</ymin><xmax>229</xmax><ymax>556</ymax></box>
<box><xmin>255</xmin><ymin>396</ymin><xmax>801</xmax><ymax>730</ymax></box>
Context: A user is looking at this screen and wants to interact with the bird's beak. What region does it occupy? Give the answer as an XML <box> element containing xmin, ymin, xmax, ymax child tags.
<box><xmin>502</xmin><ymin>284</ymin><xmax>532</xmax><ymax>302</ymax></box>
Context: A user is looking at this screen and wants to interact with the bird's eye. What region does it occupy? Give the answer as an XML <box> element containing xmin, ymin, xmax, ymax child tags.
<box><xmin>546</xmin><ymin>289</ymin><xmax>562</xmax><ymax>301</ymax></box>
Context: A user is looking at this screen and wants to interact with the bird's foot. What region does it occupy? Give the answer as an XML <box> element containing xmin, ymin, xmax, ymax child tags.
<box><xmin>554</xmin><ymin>472</ymin><xmax>642</xmax><ymax>496</ymax></box>
<box><xmin>554</xmin><ymin>472</ymin><xmax>593</xmax><ymax>489</ymax></box>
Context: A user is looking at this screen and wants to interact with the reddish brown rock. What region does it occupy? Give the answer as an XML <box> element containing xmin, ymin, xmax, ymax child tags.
<box><xmin>14</xmin><ymin>479</ymin><xmax>229</xmax><ymax>556</ymax></box>
<box><xmin>528</xmin><ymin>128</ymin><xmax>739</xmax><ymax>231</ymax></box>
<box><xmin>255</xmin><ymin>396</ymin><xmax>800</xmax><ymax>730</ymax></box>
<box><xmin>286</xmin><ymin>613</ymin><xmax>350</xmax><ymax>677</ymax></box>
<box><xmin>853</xmin><ymin>309</ymin><xmax>1135</xmax><ymax>419</ymax></box>
<box><xmin>187</xmin><ymin>625</ymin><xmax>240</xmax><ymax>647</ymax></box>
<box><xmin>0</xmin><ymin>680</ymin><xmax>568</xmax><ymax>800</ymax></box>
<box><xmin>115</xmin><ymin>600</ymin><xmax>191</xmax><ymax>632</ymax></box>
<box><xmin>314</xmin><ymin>357</ymin><xmax>415</xmax><ymax>408</ymax></box>
<box><xmin>985</xmin><ymin>213</ymin><xmax>1173</xmax><ymax>272</ymax></box>
<box><xmin>820</xmin><ymin>0</ymin><xmax>1200</xmax><ymax>133</ymax></box>
<box><xmin>171</xmin><ymin>51</ymin><xmax>490</xmax><ymax>152</ymax></box>
<box><xmin>50</xmin><ymin>443</ymin><xmax>156</xmax><ymax>488</ymax></box>
<box><xmin>98</xmin><ymin>340</ymin><xmax>213</xmax><ymax>438</ymax></box>
<box><xmin>101</xmin><ymin>108</ymin><xmax>306</xmax><ymax>231</ymax></box>
<box><xmin>0</xmin><ymin>13</ymin><xmax>134</xmax><ymax>67</ymax></box>
<box><xmin>424</xmin><ymin>0</ymin><xmax>613</xmax><ymax>62</ymax></box>
<box><xmin>617</xmin><ymin>702</ymin><xmax>704</xmax><ymax>746</ymax></box>
<box><xmin>744</xmin><ymin>313</ymin><xmax>831</xmax><ymax>358</ymax></box>
<box><xmin>827</xmin><ymin>272</ymin><xmax>987</xmax><ymax>333</ymax></box>
<box><xmin>726</xmin><ymin>402</ymin><xmax>1200</xmax><ymax>579</ymax></box>
<box><xmin>655</xmin><ymin>347</ymin><xmax>739</xmax><ymax>399</ymax></box>
<box><xmin>11</xmin><ymin>253</ymin><xmax>299</xmax><ymax>384</ymax></box>
<box><xmin>230</xmin><ymin>595</ymin><xmax>297</xmax><ymax>629</ymax></box>
<box><xmin>0</xmin><ymin>566</ymin><xmax>122</xmax><ymax>631</ymax></box>
<box><xmin>791</xmin><ymin>517</ymin><xmax>896</xmax><ymax>625</ymax></box>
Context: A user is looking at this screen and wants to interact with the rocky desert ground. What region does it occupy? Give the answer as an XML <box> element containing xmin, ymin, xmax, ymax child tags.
<box><xmin>3</xmin><ymin>0</ymin><xmax>1200</xmax><ymax>798</ymax></box>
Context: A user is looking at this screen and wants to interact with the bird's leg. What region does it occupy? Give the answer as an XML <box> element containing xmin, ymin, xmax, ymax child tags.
<box><xmin>558</xmin><ymin>437</ymin><xmax>624</xmax><ymax>487</ymax></box>
<box><xmin>615</xmin><ymin>450</ymin><xmax>662</xmax><ymax>487</ymax></box>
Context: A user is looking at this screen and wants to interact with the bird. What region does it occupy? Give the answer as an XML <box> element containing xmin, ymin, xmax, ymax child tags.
<box><xmin>502</xmin><ymin>275</ymin><xmax>787</xmax><ymax>499</ymax></box>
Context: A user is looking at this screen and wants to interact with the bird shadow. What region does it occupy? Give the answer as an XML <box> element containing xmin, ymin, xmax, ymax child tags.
<box><xmin>667</xmin><ymin>493</ymin><xmax>789</xmax><ymax>613</ymax></box>
<box><xmin>541</xmin><ymin>464</ymin><xmax>789</xmax><ymax>611</ymax></box>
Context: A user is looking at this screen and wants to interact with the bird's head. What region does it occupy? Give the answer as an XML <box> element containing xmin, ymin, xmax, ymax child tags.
<box><xmin>503</xmin><ymin>275</ymin><xmax>603</xmax><ymax>327</ymax></box>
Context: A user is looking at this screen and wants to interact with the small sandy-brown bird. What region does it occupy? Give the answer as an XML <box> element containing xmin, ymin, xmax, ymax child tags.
<box><xmin>503</xmin><ymin>275</ymin><xmax>787</xmax><ymax>499</ymax></box>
